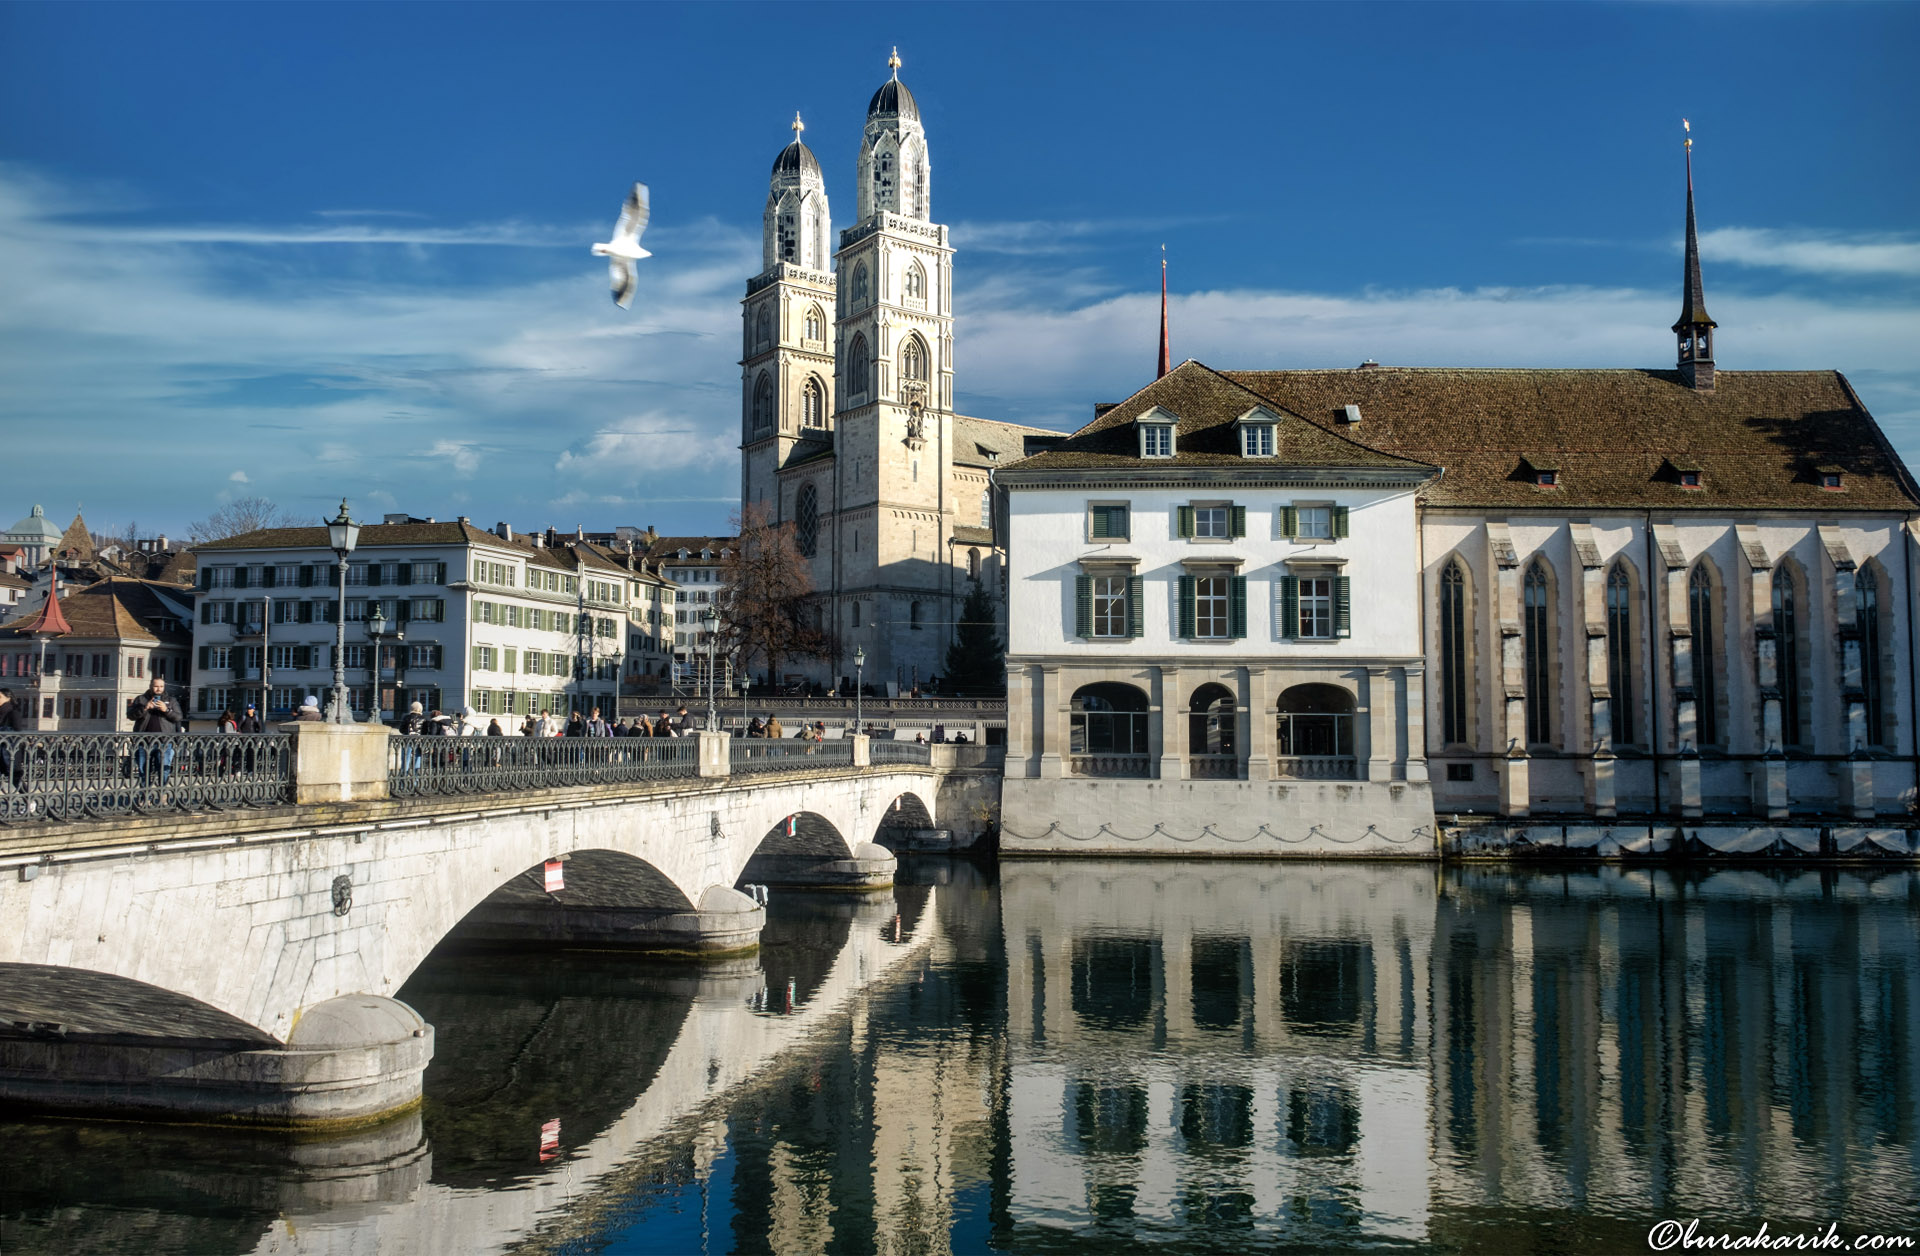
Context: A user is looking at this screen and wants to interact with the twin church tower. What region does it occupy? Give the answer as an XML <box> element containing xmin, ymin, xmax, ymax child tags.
<box><xmin>739</xmin><ymin>51</ymin><xmax>1046</xmax><ymax>692</ymax></box>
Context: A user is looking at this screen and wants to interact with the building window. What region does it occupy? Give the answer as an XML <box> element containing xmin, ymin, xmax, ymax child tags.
<box><xmin>1088</xmin><ymin>503</ymin><xmax>1129</xmax><ymax>541</ymax></box>
<box><xmin>904</xmin><ymin>260</ymin><xmax>927</xmax><ymax>307</ymax></box>
<box><xmin>802</xmin><ymin>376</ymin><xmax>824</xmax><ymax>428</ymax></box>
<box><xmin>805</xmin><ymin>305</ymin><xmax>824</xmax><ymax>341</ymax></box>
<box><xmin>848</xmin><ymin>335</ymin><xmax>870</xmax><ymax>399</ymax></box>
<box><xmin>1535</xmin><ymin>470</ymin><xmax>1558</xmax><ymax>487</ymax></box>
<box><xmin>752</xmin><ymin>372</ymin><xmax>774</xmax><ymax>435</ymax></box>
<box><xmin>900</xmin><ymin>335</ymin><xmax>928</xmax><ymax>383</ymax></box>
<box><xmin>1772</xmin><ymin>564</ymin><xmax>1806</xmax><ymax>748</ymax></box>
<box><xmin>1276</xmin><ymin>683</ymin><xmax>1356</xmax><ymax>766</ymax></box>
<box><xmin>1859</xmin><ymin>565</ymin><xmax>1887</xmax><ymax>746</ymax></box>
<box><xmin>980</xmin><ymin>488</ymin><xmax>992</xmax><ymax>528</ymax></box>
<box><xmin>852</xmin><ymin>263</ymin><xmax>870</xmax><ymax>307</ymax></box>
<box><xmin>1241</xmin><ymin>424</ymin><xmax>1274</xmax><ymax>457</ymax></box>
<box><xmin>1282</xmin><ymin>505</ymin><xmax>1347</xmax><ymax>541</ymax></box>
<box><xmin>1820</xmin><ymin>470</ymin><xmax>1844</xmax><ymax>490</ymax></box>
<box><xmin>755</xmin><ymin>303</ymin><xmax>772</xmax><ymax>353</ymax></box>
<box><xmin>1189</xmin><ymin>683</ymin><xmax>1237</xmax><ymax>770</ymax></box>
<box><xmin>1688</xmin><ymin>564</ymin><xmax>1720</xmax><ymax>747</ymax></box>
<box><xmin>1606</xmin><ymin>563</ymin><xmax>1636</xmax><ymax>746</ymax></box>
<box><xmin>1140</xmin><ymin>424</ymin><xmax>1173</xmax><ymax>458</ymax></box>
<box><xmin>1523</xmin><ymin>560</ymin><xmax>1553</xmax><ymax>745</ymax></box>
<box><xmin>1679</xmin><ymin>471</ymin><xmax>1702</xmax><ymax>489</ymax></box>
<box><xmin>795</xmin><ymin>483</ymin><xmax>819</xmax><ymax>558</ymax></box>
<box><xmin>1069</xmin><ymin>683</ymin><xmax>1150</xmax><ymax>774</ymax></box>
<box><xmin>1439</xmin><ymin>560</ymin><xmax>1469</xmax><ymax>745</ymax></box>
<box><xmin>1190</xmin><ymin>574</ymin><xmax>1234</xmax><ymax>639</ymax></box>
<box><xmin>1278</xmin><ymin>573</ymin><xmax>1349</xmax><ymax>640</ymax></box>
<box><xmin>909</xmin><ymin>601</ymin><xmax>923</xmax><ymax>631</ymax></box>
<box><xmin>852</xmin><ymin>601</ymin><xmax>861</xmax><ymax>629</ymax></box>
<box><xmin>1193</xmin><ymin>506</ymin><xmax>1229</xmax><ymax>539</ymax></box>
<box><xmin>1077</xmin><ymin>573</ymin><xmax>1139</xmax><ymax>639</ymax></box>
<box><xmin>1298</xmin><ymin>576</ymin><xmax>1335</xmax><ymax>639</ymax></box>
<box><xmin>967</xmin><ymin>547</ymin><xmax>980</xmax><ymax>580</ymax></box>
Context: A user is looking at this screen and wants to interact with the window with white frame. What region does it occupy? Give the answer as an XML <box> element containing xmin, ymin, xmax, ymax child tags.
<box><xmin>208</xmin><ymin>646</ymin><xmax>232</xmax><ymax>669</ymax></box>
<box><xmin>1241</xmin><ymin>424</ymin><xmax>1275</xmax><ymax>457</ymax></box>
<box><xmin>1297</xmin><ymin>577</ymin><xmax>1335</xmax><ymax>638</ymax></box>
<box><xmin>1140</xmin><ymin>424</ymin><xmax>1173</xmax><ymax>458</ymax></box>
<box><xmin>1281</xmin><ymin>504</ymin><xmax>1347</xmax><ymax>541</ymax></box>
<box><xmin>1088</xmin><ymin>502</ymin><xmax>1130</xmax><ymax>541</ymax></box>
<box><xmin>1193</xmin><ymin>506</ymin><xmax>1230</xmax><ymax>539</ymax></box>
<box><xmin>1092</xmin><ymin>575</ymin><xmax>1130</xmax><ymax>637</ymax></box>
<box><xmin>269</xmin><ymin>645</ymin><xmax>295</xmax><ymax>670</ymax></box>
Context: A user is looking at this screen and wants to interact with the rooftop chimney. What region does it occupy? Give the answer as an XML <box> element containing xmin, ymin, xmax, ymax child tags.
<box><xmin>456</xmin><ymin>515</ymin><xmax>470</xmax><ymax>525</ymax></box>
<box><xmin>495</xmin><ymin>522</ymin><xmax>513</xmax><ymax>542</ymax></box>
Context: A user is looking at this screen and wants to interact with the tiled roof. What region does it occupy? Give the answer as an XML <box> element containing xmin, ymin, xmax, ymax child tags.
<box><xmin>1002</xmin><ymin>362</ymin><xmax>1438</xmax><ymax>476</ymax></box>
<box><xmin>0</xmin><ymin>578</ymin><xmax>192</xmax><ymax>646</ymax></box>
<box><xmin>953</xmin><ymin>413</ymin><xmax>1060</xmax><ymax>469</ymax></box>
<box><xmin>55</xmin><ymin>512</ymin><xmax>95</xmax><ymax>562</ymax></box>
<box><xmin>194</xmin><ymin>521</ymin><xmax>502</xmax><ymax>551</ymax></box>
<box><xmin>1222</xmin><ymin>366</ymin><xmax>1919</xmax><ymax>511</ymax></box>
<box><xmin>644</xmin><ymin>536</ymin><xmax>736</xmax><ymax>564</ymax></box>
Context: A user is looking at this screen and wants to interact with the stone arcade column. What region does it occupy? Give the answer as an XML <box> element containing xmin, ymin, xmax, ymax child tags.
<box><xmin>1486</xmin><ymin>524</ymin><xmax>1530</xmax><ymax>817</ymax></box>
<box><xmin>1571</xmin><ymin>525</ymin><xmax>1616</xmax><ymax>818</ymax></box>
<box><xmin>1654</xmin><ymin>526</ymin><xmax>1703</xmax><ymax>818</ymax></box>
<box><xmin>1823</xmin><ymin>526</ymin><xmax>1876</xmax><ymax>819</ymax></box>
<box><xmin>1039</xmin><ymin>665</ymin><xmax>1065</xmax><ymax>779</ymax></box>
<box><xmin>1734</xmin><ymin>526</ymin><xmax>1789</xmax><ymax>819</ymax></box>
<box><xmin>1159</xmin><ymin>665</ymin><xmax>1185</xmax><ymax>781</ymax></box>
<box><xmin>1246</xmin><ymin>665</ymin><xmax>1272</xmax><ymax>782</ymax></box>
<box><xmin>1366</xmin><ymin>666</ymin><xmax>1393</xmax><ymax>783</ymax></box>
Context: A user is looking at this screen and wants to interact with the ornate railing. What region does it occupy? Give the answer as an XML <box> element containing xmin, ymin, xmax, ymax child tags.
<box><xmin>386</xmin><ymin>734</ymin><xmax>700</xmax><ymax>796</ymax></box>
<box><xmin>870</xmin><ymin>740</ymin><xmax>933</xmax><ymax>765</ymax></box>
<box><xmin>0</xmin><ymin>732</ymin><xmax>293</xmax><ymax>823</ymax></box>
<box><xmin>1070</xmin><ymin>753</ymin><xmax>1152</xmax><ymax>779</ymax></box>
<box><xmin>1188</xmin><ymin>754</ymin><xmax>1240</xmax><ymax>780</ymax></box>
<box><xmin>1275</xmin><ymin>756</ymin><xmax>1358</xmax><ymax>780</ymax></box>
<box><xmin>731</xmin><ymin>738</ymin><xmax>855</xmax><ymax>773</ymax></box>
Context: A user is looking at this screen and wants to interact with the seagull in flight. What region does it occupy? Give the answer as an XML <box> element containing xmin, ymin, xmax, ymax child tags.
<box><xmin>592</xmin><ymin>182</ymin><xmax>652</xmax><ymax>309</ymax></box>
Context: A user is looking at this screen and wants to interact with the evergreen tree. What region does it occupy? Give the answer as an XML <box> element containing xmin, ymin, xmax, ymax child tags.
<box><xmin>944</xmin><ymin>576</ymin><xmax>1005</xmax><ymax>695</ymax></box>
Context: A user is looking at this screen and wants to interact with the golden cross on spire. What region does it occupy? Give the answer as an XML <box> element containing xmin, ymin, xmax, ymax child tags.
<box><xmin>792</xmin><ymin>111</ymin><xmax>805</xmax><ymax>139</ymax></box>
<box><xmin>889</xmin><ymin>46</ymin><xmax>901</xmax><ymax>78</ymax></box>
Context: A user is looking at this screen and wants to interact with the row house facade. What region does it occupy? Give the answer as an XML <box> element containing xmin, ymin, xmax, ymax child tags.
<box><xmin>190</xmin><ymin>519</ymin><xmax>661</xmax><ymax>722</ymax></box>
<box><xmin>0</xmin><ymin>578</ymin><xmax>195</xmax><ymax>730</ymax></box>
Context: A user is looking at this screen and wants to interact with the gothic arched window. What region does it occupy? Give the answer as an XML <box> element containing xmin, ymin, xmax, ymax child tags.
<box><xmin>1605</xmin><ymin>562</ymin><xmax>1635</xmax><ymax>745</ymax></box>
<box><xmin>1439</xmin><ymin>559</ymin><xmax>1469</xmax><ymax>745</ymax></box>
<box><xmin>900</xmin><ymin>336</ymin><xmax>928</xmax><ymax>383</ymax></box>
<box><xmin>751</xmin><ymin>372</ymin><xmax>774</xmax><ymax>435</ymax></box>
<box><xmin>1523</xmin><ymin>560</ymin><xmax>1553</xmax><ymax>746</ymax></box>
<box><xmin>967</xmin><ymin>548</ymin><xmax>980</xmax><ymax>580</ymax></box>
<box><xmin>755</xmin><ymin>304</ymin><xmax>772</xmax><ymax>353</ymax></box>
<box><xmin>1859</xmin><ymin>565</ymin><xmax>1887</xmax><ymax>746</ymax></box>
<box><xmin>848</xmin><ymin>335</ymin><xmax>870</xmax><ymax>399</ymax></box>
<box><xmin>852</xmin><ymin>264</ymin><xmax>870</xmax><ymax>308</ymax></box>
<box><xmin>795</xmin><ymin>483</ymin><xmax>819</xmax><ymax>558</ymax></box>
<box><xmin>904</xmin><ymin>259</ymin><xmax>927</xmax><ymax>307</ymax></box>
<box><xmin>1688</xmin><ymin>564</ymin><xmax>1720</xmax><ymax>747</ymax></box>
<box><xmin>1772</xmin><ymin>563</ymin><xmax>1806</xmax><ymax>748</ymax></box>
<box><xmin>979</xmin><ymin>488</ymin><xmax>991</xmax><ymax>528</ymax></box>
<box><xmin>801</xmin><ymin>377</ymin><xmax>824</xmax><ymax>429</ymax></box>
<box><xmin>804</xmin><ymin>305</ymin><xmax>824</xmax><ymax>342</ymax></box>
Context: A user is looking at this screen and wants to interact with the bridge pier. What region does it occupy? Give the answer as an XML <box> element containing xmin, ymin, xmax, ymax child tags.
<box><xmin>0</xmin><ymin>994</ymin><xmax>432</xmax><ymax>1130</ymax></box>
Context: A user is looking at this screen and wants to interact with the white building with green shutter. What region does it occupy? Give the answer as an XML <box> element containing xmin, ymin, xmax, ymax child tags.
<box><xmin>997</xmin><ymin>362</ymin><xmax>1441</xmax><ymax>853</ymax></box>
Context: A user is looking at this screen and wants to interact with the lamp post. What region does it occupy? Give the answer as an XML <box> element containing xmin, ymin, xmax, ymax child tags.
<box><xmin>854</xmin><ymin>645</ymin><xmax>865</xmax><ymax>735</ymax></box>
<box><xmin>365</xmin><ymin>603</ymin><xmax>394</xmax><ymax>725</ymax></box>
<box><xmin>702</xmin><ymin>607</ymin><xmax>718</xmax><ymax>732</ymax></box>
<box><xmin>325</xmin><ymin>500</ymin><xmax>360</xmax><ymax>724</ymax></box>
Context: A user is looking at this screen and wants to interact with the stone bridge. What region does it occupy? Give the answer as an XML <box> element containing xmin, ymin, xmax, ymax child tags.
<box><xmin>0</xmin><ymin>727</ymin><xmax>968</xmax><ymax>1128</ymax></box>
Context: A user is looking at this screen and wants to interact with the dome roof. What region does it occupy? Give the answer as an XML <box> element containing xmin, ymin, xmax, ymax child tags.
<box><xmin>6</xmin><ymin>504</ymin><xmax>62</xmax><ymax>542</ymax></box>
<box><xmin>867</xmin><ymin>77</ymin><xmax>919</xmax><ymax>121</ymax></box>
<box><xmin>771</xmin><ymin>138</ymin><xmax>822</xmax><ymax>180</ymax></box>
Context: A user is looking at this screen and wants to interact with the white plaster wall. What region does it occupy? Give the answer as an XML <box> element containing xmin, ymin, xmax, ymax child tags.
<box><xmin>1007</xmin><ymin>485</ymin><xmax>1423</xmax><ymax>659</ymax></box>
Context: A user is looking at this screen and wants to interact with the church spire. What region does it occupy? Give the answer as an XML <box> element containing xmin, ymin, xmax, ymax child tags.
<box><xmin>1158</xmin><ymin>247</ymin><xmax>1170</xmax><ymax>379</ymax></box>
<box><xmin>1673</xmin><ymin>118</ymin><xmax>1717</xmax><ymax>391</ymax></box>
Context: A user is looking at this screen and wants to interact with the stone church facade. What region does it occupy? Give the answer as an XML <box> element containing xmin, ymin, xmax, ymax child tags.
<box><xmin>738</xmin><ymin>53</ymin><xmax>1051</xmax><ymax>693</ymax></box>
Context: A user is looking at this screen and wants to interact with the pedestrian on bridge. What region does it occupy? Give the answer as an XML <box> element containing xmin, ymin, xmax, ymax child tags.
<box><xmin>0</xmin><ymin>687</ymin><xmax>23</xmax><ymax>795</ymax></box>
<box><xmin>127</xmin><ymin>677</ymin><xmax>184</xmax><ymax>788</ymax></box>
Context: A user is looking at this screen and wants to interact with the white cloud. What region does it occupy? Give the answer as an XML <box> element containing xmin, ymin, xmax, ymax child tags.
<box><xmin>423</xmin><ymin>440</ymin><xmax>482</xmax><ymax>476</ymax></box>
<box><xmin>1698</xmin><ymin>227</ymin><xmax>1920</xmax><ymax>278</ymax></box>
<box><xmin>228</xmin><ymin>469</ymin><xmax>249</xmax><ymax>483</ymax></box>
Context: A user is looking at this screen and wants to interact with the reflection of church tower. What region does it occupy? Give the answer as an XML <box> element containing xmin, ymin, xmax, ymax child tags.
<box><xmin>741</xmin><ymin>114</ymin><xmax>836</xmax><ymax>515</ymax></box>
<box><xmin>830</xmin><ymin>48</ymin><xmax>958</xmax><ymax>685</ymax></box>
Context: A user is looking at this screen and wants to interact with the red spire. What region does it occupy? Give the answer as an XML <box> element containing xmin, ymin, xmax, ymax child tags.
<box><xmin>14</xmin><ymin>582</ymin><xmax>71</xmax><ymax>638</ymax></box>
<box><xmin>1157</xmin><ymin>248</ymin><xmax>1170</xmax><ymax>379</ymax></box>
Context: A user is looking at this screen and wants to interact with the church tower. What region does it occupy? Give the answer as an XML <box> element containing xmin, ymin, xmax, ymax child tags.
<box><xmin>741</xmin><ymin>114</ymin><xmax>836</xmax><ymax>515</ymax></box>
<box><xmin>827</xmin><ymin>49</ymin><xmax>959</xmax><ymax>688</ymax></box>
<box><xmin>1673</xmin><ymin>121</ymin><xmax>1717</xmax><ymax>391</ymax></box>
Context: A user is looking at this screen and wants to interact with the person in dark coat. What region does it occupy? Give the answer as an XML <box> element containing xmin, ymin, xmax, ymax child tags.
<box><xmin>127</xmin><ymin>677</ymin><xmax>185</xmax><ymax>784</ymax></box>
<box><xmin>0</xmin><ymin>687</ymin><xmax>23</xmax><ymax>792</ymax></box>
<box><xmin>235</xmin><ymin>703</ymin><xmax>265</xmax><ymax>734</ymax></box>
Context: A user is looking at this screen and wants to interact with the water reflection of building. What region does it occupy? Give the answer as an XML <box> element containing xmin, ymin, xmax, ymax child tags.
<box><xmin>1427</xmin><ymin>868</ymin><xmax>1920</xmax><ymax>1244</ymax></box>
<box><xmin>998</xmin><ymin>861</ymin><xmax>1437</xmax><ymax>1241</ymax></box>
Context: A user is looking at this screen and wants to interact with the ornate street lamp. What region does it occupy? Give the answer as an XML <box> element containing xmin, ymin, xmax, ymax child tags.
<box><xmin>702</xmin><ymin>606</ymin><xmax>719</xmax><ymax>732</ymax></box>
<box><xmin>365</xmin><ymin>603</ymin><xmax>395</xmax><ymax>725</ymax></box>
<box><xmin>325</xmin><ymin>500</ymin><xmax>359</xmax><ymax>724</ymax></box>
<box><xmin>854</xmin><ymin>645</ymin><xmax>865</xmax><ymax>735</ymax></box>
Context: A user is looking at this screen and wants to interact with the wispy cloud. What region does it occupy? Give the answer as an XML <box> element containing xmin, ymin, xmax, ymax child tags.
<box><xmin>952</xmin><ymin>215</ymin><xmax>1225</xmax><ymax>256</ymax></box>
<box><xmin>228</xmin><ymin>469</ymin><xmax>249</xmax><ymax>483</ymax></box>
<box><xmin>1698</xmin><ymin>227</ymin><xmax>1920</xmax><ymax>278</ymax></box>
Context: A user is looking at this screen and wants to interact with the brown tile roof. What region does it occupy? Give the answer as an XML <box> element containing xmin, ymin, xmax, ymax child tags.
<box><xmin>954</xmin><ymin>413</ymin><xmax>1060</xmax><ymax>469</ymax></box>
<box><xmin>194</xmin><ymin>520</ymin><xmax>502</xmax><ymax>551</ymax></box>
<box><xmin>1221</xmin><ymin>366</ymin><xmax>1919</xmax><ymax>512</ymax></box>
<box><xmin>644</xmin><ymin>536</ymin><xmax>736</xmax><ymax>564</ymax></box>
<box><xmin>0</xmin><ymin>578</ymin><xmax>192</xmax><ymax>646</ymax></box>
<box><xmin>1002</xmin><ymin>361</ymin><xmax>1438</xmax><ymax>476</ymax></box>
<box><xmin>54</xmin><ymin>512</ymin><xmax>95</xmax><ymax>562</ymax></box>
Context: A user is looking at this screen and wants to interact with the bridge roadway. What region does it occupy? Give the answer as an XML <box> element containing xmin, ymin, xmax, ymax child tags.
<box><xmin>0</xmin><ymin>751</ymin><xmax>945</xmax><ymax>1128</ymax></box>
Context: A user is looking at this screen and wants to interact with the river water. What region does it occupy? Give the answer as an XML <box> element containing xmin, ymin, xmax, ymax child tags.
<box><xmin>3</xmin><ymin>858</ymin><xmax>1918</xmax><ymax>1254</ymax></box>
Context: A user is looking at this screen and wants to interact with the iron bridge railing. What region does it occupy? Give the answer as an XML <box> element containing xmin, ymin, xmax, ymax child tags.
<box><xmin>731</xmin><ymin>738</ymin><xmax>855</xmax><ymax>773</ymax></box>
<box><xmin>0</xmin><ymin>731</ymin><xmax>294</xmax><ymax>824</ymax></box>
<box><xmin>387</xmin><ymin>734</ymin><xmax>701</xmax><ymax>797</ymax></box>
<box><xmin>868</xmin><ymin>740</ymin><xmax>933</xmax><ymax>765</ymax></box>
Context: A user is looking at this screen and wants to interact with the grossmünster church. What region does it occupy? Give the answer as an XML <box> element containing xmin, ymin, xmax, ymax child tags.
<box><xmin>737</xmin><ymin>51</ymin><xmax>1053</xmax><ymax>693</ymax></box>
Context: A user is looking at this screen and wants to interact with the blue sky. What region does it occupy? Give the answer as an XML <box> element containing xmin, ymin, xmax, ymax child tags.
<box><xmin>2</xmin><ymin>1</ymin><xmax>1916</xmax><ymax>539</ymax></box>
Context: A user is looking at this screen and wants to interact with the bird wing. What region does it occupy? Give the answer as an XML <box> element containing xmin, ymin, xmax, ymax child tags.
<box><xmin>613</xmin><ymin>182</ymin><xmax>650</xmax><ymax>247</ymax></box>
<box><xmin>608</xmin><ymin>257</ymin><xmax>636</xmax><ymax>309</ymax></box>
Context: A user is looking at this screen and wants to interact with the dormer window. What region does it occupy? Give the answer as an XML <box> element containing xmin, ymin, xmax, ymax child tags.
<box><xmin>1520</xmin><ymin>455</ymin><xmax>1560</xmax><ymax>488</ymax></box>
<box><xmin>1819</xmin><ymin>467</ymin><xmax>1845</xmax><ymax>491</ymax></box>
<box><xmin>1679</xmin><ymin>471</ymin><xmax>1702</xmax><ymax>489</ymax></box>
<box><xmin>1536</xmin><ymin>470</ymin><xmax>1558</xmax><ymax>487</ymax></box>
<box><xmin>1141</xmin><ymin>424</ymin><xmax>1173</xmax><ymax>459</ymax></box>
<box><xmin>1241</xmin><ymin>424</ymin><xmax>1274</xmax><ymax>457</ymax></box>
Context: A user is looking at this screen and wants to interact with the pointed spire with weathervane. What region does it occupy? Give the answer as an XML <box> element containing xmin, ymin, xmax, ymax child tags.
<box><xmin>1158</xmin><ymin>245</ymin><xmax>1171</xmax><ymax>379</ymax></box>
<box><xmin>1673</xmin><ymin>118</ymin><xmax>1717</xmax><ymax>391</ymax></box>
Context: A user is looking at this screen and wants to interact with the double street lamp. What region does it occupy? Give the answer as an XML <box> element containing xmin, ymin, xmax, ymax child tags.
<box><xmin>365</xmin><ymin>603</ymin><xmax>404</xmax><ymax>725</ymax></box>
<box><xmin>854</xmin><ymin>645</ymin><xmax>865</xmax><ymax>734</ymax></box>
<box><xmin>326</xmin><ymin>500</ymin><xmax>360</xmax><ymax>724</ymax></box>
<box><xmin>702</xmin><ymin>607</ymin><xmax>719</xmax><ymax>732</ymax></box>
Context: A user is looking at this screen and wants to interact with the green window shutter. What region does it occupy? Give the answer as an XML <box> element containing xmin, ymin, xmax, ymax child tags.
<box><xmin>293</xmin><ymin>646</ymin><xmax>308</xmax><ymax>669</ymax></box>
<box><xmin>199</xmin><ymin>568</ymin><xmax>212</xmax><ymax>590</ymax></box>
<box><xmin>198</xmin><ymin>645</ymin><xmax>209</xmax><ymax>669</ymax></box>
<box><xmin>200</xmin><ymin>602</ymin><xmax>213</xmax><ymax>625</ymax></box>
<box><xmin>396</xmin><ymin>600</ymin><xmax>411</xmax><ymax>624</ymax></box>
<box><xmin>261</xmin><ymin>567</ymin><xmax>276</xmax><ymax>589</ymax></box>
<box><xmin>1230</xmin><ymin>576</ymin><xmax>1248</xmax><ymax>639</ymax></box>
<box><xmin>1178</xmin><ymin>575</ymin><xmax>1195</xmax><ymax>638</ymax></box>
<box><xmin>397</xmin><ymin>563</ymin><xmax>413</xmax><ymax>586</ymax></box>
<box><xmin>299</xmin><ymin>565</ymin><xmax>314</xmax><ymax>588</ymax></box>
<box><xmin>471</xmin><ymin>645</ymin><xmax>483</xmax><ymax>671</ymax></box>
<box><xmin>1127</xmin><ymin>575</ymin><xmax>1144</xmax><ymax>638</ymax></box>
<box><xmin>366</xmin><ymin>564</ymin><xmax>383</xmax><ymax>587</ymax></box>
<box><xmin>1075</xmin><ymin>576</ymin><xmax>1092</xmax><ymax>636</ymax></box>
<box><xmin>1177</xmin><ymin>506</ymin><xmax>1194</xmax><ymax>539</ymax></box>
<box><xmin>1280</xmin><ymin>576</ymin><xmax>1299</xmax><ymax>639</ymax></box>
<box><xmin>233</xmin><ymin>567</ymin><xmax>249</xmax><ymax>589</ymax></box>
<box><xmin>1335</xmin><ymin>576</ymin><xmax>1352</xmax><ymax>637</ymax></box>
<box><xmin>1281</xmin><ymin>506</ymin><xmax>1298</xmax><ymax>539</ymax></box>
<box><xmin>504</xmin><ymin>647</ymin><xmax>517</xmax><ymax>673</ymax></box>
<box><xmin>1231</xmin><ymin>506</ymin><xmax>1247</xmax><ymax>539</ymax></box>
<box><xmin>1332</xmin><ymin>506</ymin><xmax>1350</xmax><ymax>539</ymax></box>
<box><xmin>298</xmin><ymin>601</ymin><xmax>313</xmax><ymax>623</ymax></box>
<box><xmin>1089</xmin><ymin>508</ymin><xmax>1108</xmax><ymax>540</ymax></box>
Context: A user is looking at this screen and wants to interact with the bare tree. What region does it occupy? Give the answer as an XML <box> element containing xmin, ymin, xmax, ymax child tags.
<box><xmin>188</xmin><ymin>496</ymin><xmax>302</xmax><ymax>542</ymax></box>
<box><xmin>716</xmin><ymin>502</ymin><xmax>828</xmax><ymax>688</ymax></box>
